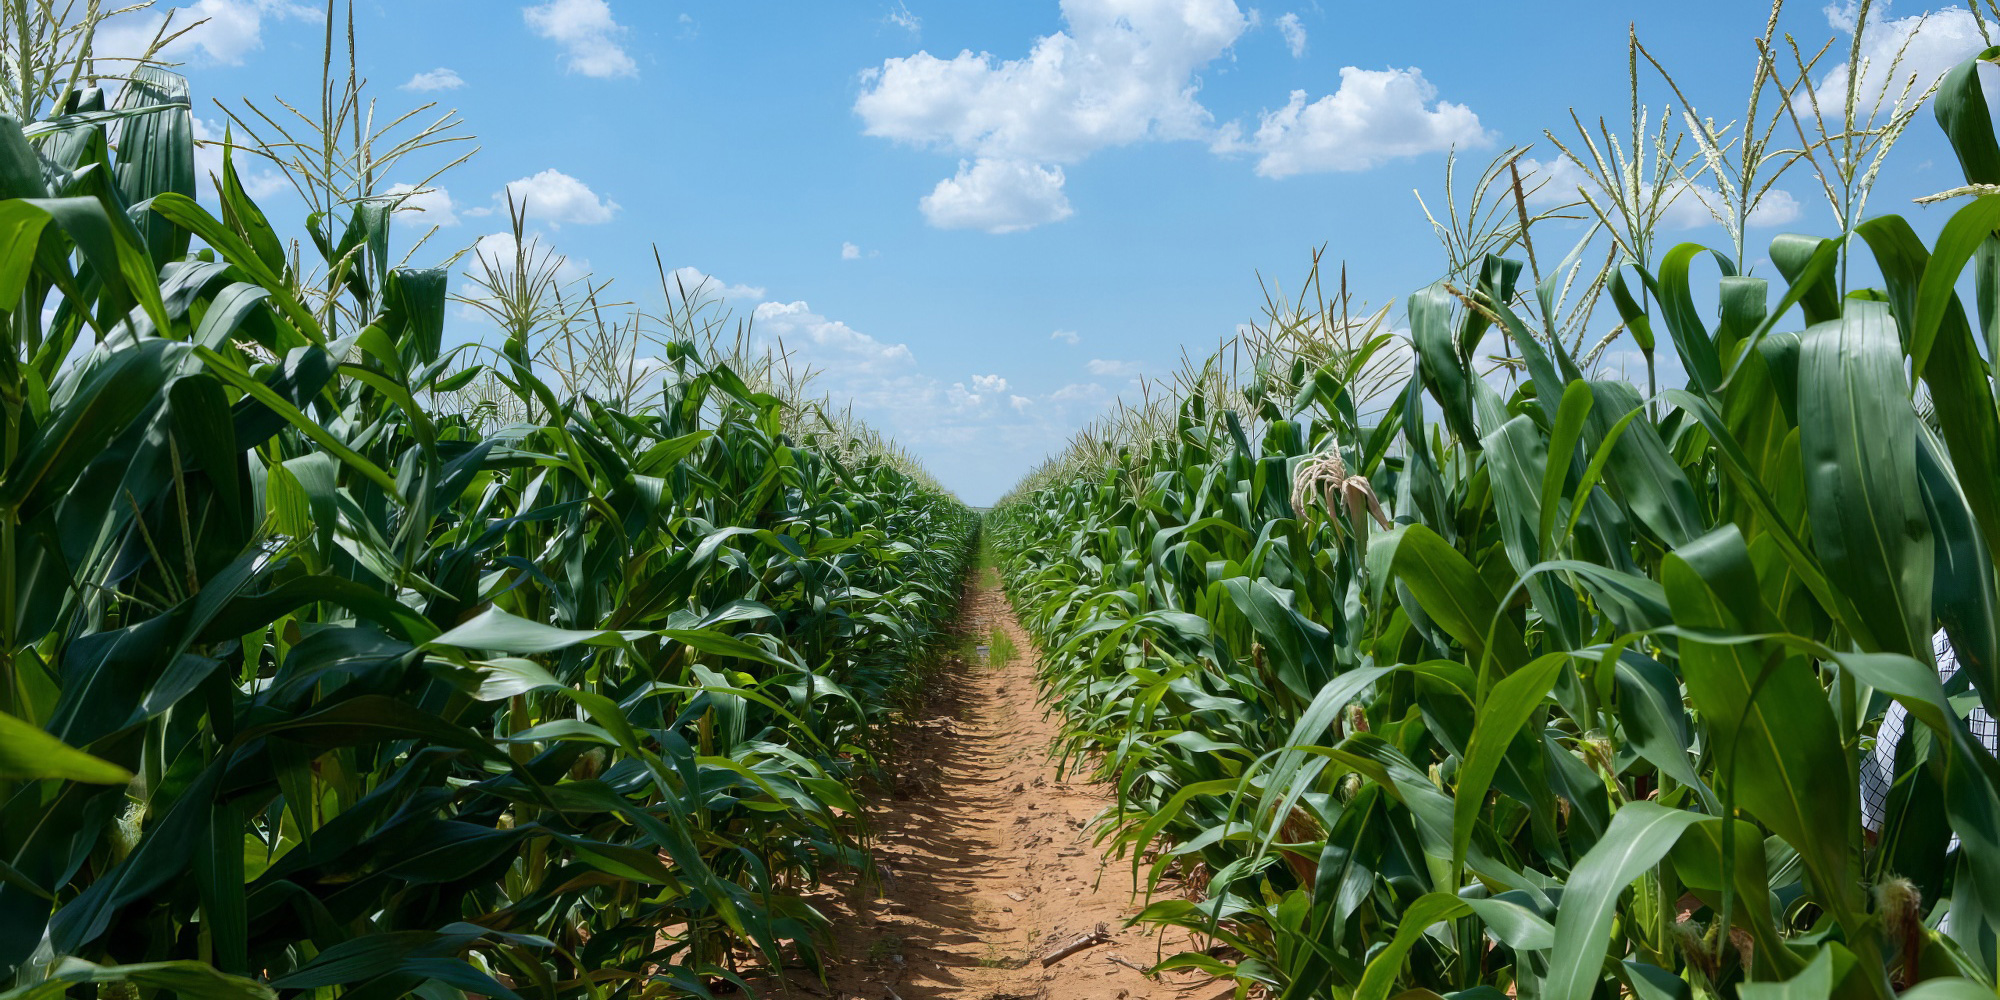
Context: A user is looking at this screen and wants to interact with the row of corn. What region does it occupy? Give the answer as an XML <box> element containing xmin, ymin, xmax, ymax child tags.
<box><xmin>0</xmin><ymin>63</ymin><xmax>976</xmax><ymax>1000</ymax></box>
<box><xmin>990</xmin><ymin>45</ymin><xmax>2000</xmax><ymax>1000</ymax></box>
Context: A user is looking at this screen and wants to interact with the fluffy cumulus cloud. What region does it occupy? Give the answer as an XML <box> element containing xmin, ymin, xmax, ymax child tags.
<box><xmin>467</xmin><ymin>231</ymin><xmax>592</xmax><ymax>286</ymax></box>
<box><xmin>971</xmin><ymin>373</ymin><xmax>1010</xmax><ymax>393</ymax></box>
<box><xmin>857</xmin><ymin>0</ymin><xmax>1483</xmax><ymax>228</ymax></box>
<box><xmin>1809</xmin><ymin>3</ymin><xmax>1985</xmax><ymax>114</ymax></box>
<box><xmin>856</xmin><ymin>0</ymin><xmax>1248</xmax><ymax>161</ymax></box>
<box><xmin>1742</xmin><ymin>189</ymin><xmax>1803</xmax><ymax>227</ymax></box>
<box><xmin>523</xmin><ymin>0</ymin><xmax>638</xmax><ymax>79</ymax></box>
<box><xmin>94</xmin><ymin>0</ymin><xmax>316</xmax><ymax>66</ymax></box>
<box><xmin>920</xmin><ymin>159</ymin><xmax>1074</xmax><ymax>232</ymax></box>
<box><xmin>1277</xmin><ymin>12</ymin><xmax>1306</xmax><ymax>58</ymax></box>
<box><xmin>856</xmin><ymin>0</ymin><xmax>1250</xmax><ymax>230</ymax></box>
<box><xmin>385</xmin><ymin>182</ymin><xmax>460</xmax><ymax>227</ymax></box>
<box><xmin>1219</xmin><ymin>68</ymin><xmax>1490</xmax><ymax>177</ymax></box>
<box><xmin>1521</xmin><ymin>155</ymin><xmax>1801</xmax><ymax>231</ymax></box>
<box><xmin>402</xmin><ymin>67</ymin><xmax>465</xmax><ymax>92</ymax></box>
<box><xmin>500</xmin><ymin>169</ymin><xmax>620</xmax><ymax>227</ymax></box>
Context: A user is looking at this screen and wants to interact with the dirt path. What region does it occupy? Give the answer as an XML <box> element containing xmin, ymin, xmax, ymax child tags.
<box><xmin>780</xmin><ymin>572</ymin><xmax>1227</xmax><ymax>1000</ymax></box>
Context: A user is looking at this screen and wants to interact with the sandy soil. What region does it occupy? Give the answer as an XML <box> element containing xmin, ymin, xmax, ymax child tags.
<box><xmin>765</xmin><ymin>574</ymin><xmax>1230</xmax><ymax>1000</ymax></box>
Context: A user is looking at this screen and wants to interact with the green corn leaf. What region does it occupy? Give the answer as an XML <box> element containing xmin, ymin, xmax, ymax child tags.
<box><xmin>1450</xmin><ymin>652</ymin><xmax>1565</xmax><ymax>875</ymax></box>
<box><xmin>0</xmin><ymin>959</ymin><xmax>274</xmax><ymax>1000</ymax></box>
<box><xmin>1543</xmin><ymin>803</ymin><xmax>1707</xmax><ymax>1000</ymax></box>
<box><xmin>1798</xmin><ymin>300</ymin><xmax>1934</xmax><ymax>658</ymax></box>
<box><xmin>0</xmin><ymin>711</ymin><xmax>131</xmax><ymax>783</ymax></box>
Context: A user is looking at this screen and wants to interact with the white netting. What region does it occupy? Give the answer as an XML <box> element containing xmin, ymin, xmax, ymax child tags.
<box><xmin>1858</xmin><ymin>629</ymin><xmax>2000</xmax><ymax>848</ymax></box>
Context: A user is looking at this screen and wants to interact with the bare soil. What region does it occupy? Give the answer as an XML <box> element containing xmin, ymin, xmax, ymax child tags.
<box><xmin>764</xmin><ymin>573</ymin><xmax>1230</xmax><ymax>1000</ymax></box>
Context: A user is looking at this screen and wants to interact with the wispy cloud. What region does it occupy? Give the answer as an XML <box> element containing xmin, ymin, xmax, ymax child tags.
<box><xmin>523</xmin><ymin>0</ymin><xmax>638</xmax><ymax>79</ymax></box>
<box><xmin>1086</xmin><ymin>358</ymin><xmax>1144</xmax><ymax>377</ymax></box>
<box><xmin>1276</xmin><ymin>12</ymin><xmax>1305</xmax><ymax>57</ymax></box>
<box><xmin>401</xmin><ymin>67</ymin><xmax>465</xmax><ymax>91</ymax></box>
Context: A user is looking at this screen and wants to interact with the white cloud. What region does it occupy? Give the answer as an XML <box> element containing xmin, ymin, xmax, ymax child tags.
<box><xmin>1219</xmin><ymin>68</ymin><xmax>1490</xmax><ymax>177</ymax></box>
<box><xmin>1810</xmin><ymin>3</ymin><xmax>1984</xmax><ymax>114</ymax></box>
<box><xmin>857</xmin><ymin>1</ymin><xmax>1479</xmax><ymax>228</ymax></box>
<box><xmin>920</xmin><ymin>158</ymin><xmax>1074</xmax><ymax>232</ymax></box>
<box><xmin>191</xmin><ymin>117</ymin><xmax>285</xmax><ymax>202</ymax></box>
<box><xmin>1746</xmin><ymin>189</ymin><xmax>1802</xmax><ymax>227</ymax></box>
<box><xmin>1050</xmin><ymin>329</ymin><xmax>1080</xmax><ymax>344</ymax></box>
<box><xmin>1518</xmin><ymin>154</ymin><xmax>1596</xmax><ymax>208</ymax></box>
<box><xmin>856</xmin><ymin>0</ymin><xmax>1248</xmax><ymax>162</ymax></box>
<box><xmin>500</xmin><ymin>169</ymin><xmax>620</xmax><ymax>227</ymax></box>
<box><xmin>1520</xmin><ymin>155</ymin><xmax>1801</xmax><ymax>231</ymax></box>
<box><xmin>886</xmin><ymin>1</ymin><xmax>921</xmax><ymax>35</ymax></box>
<box><xmin>1086</xmin><ymin>358</ymin><xmax>1144</xmax><ymax>376</ymax></box>
<box><xmin>614</xmin><ymin>261</ymin><xmax>1138</xmax><ymax>503</ymax></box>
<box><xmin>947</xmin><ymin>382</ymin><xmax>987</xmax><ymax>408</ymax></box>
<box><xmin>842</xmin><ymin>241</ymin><xmax>863</xmax><ymax>259</ymax></box>
<box><xmin>94</xmin><ymin>0</ymin><xmax>316</xmax><ymax>67</ymax></box>
<box><xmin>385</xmin><ymin>182</ymin><xmax>459</xmax><ymax>227</ymax></box>
<box><xmin>1277</xmin><ymin>12</ymin><xmax>1305</xmax><ymax>58</ymax></box>
<box><xmin>523</xmin><ymin>0</ymin><xmax>638</xmax><ymax>79</ymax></box>
<box><xmin>666</xmin><ymin>266</ymin><xmax>766</xmax><ymax>305</ymax></box>
<box><xmin>754</xmin><ymin>300</ymin><xmax>918</xmax><ymax>380</ymax></box>
<box><xmin>1050</xmin><ymin>381</ymin><xmax>1109</xmax><ymax>402</ymax></box>
<box><xmin>467</xmin><ymin>231</ymin><xmax>592</xmax><ymax>286</ymax></box>
<box><xmin>857</xmin><ymin>0</ymin><xmax>1250</xmax><ymax>229</ymax></box>
<box><xmin>402</xmin><ymin>67</ymin><xmax>465</xmax><ymax>92</ymax></box>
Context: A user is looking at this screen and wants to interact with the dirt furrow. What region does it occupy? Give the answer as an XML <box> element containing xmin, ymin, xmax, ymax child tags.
<box><xmin>775</xmin><ymin>572</ymin><xmax>1227</xmax><ymax>1000</ymax></box>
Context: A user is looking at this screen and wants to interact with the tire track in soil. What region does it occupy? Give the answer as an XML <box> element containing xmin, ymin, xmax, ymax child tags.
<box><xmin>765</xmin><ymin>573</ymin><xmax>1231</xmax><ymax>1000</ymax></box>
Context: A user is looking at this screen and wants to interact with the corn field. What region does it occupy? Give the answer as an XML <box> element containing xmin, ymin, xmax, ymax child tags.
<box><xmin>0</xmin><ymin>46</ymin><xmax>977</xmax><ymax>1000</ymax></box>
<box><xmin>989</xmin><ymin>39</ymin><xmax>2000</xmax><ymax>1000</ymax></box>
<box><xmin>15</xmin><ymin>1</ymin><xmax>2000</xmax><ymax>999</ymax></box>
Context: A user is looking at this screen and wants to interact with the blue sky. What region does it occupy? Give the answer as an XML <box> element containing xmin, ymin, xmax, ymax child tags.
<box><xmin>104</xmin><ymin>0</ymin><xmax>1994</xmax><ymax>503</ymax></box>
